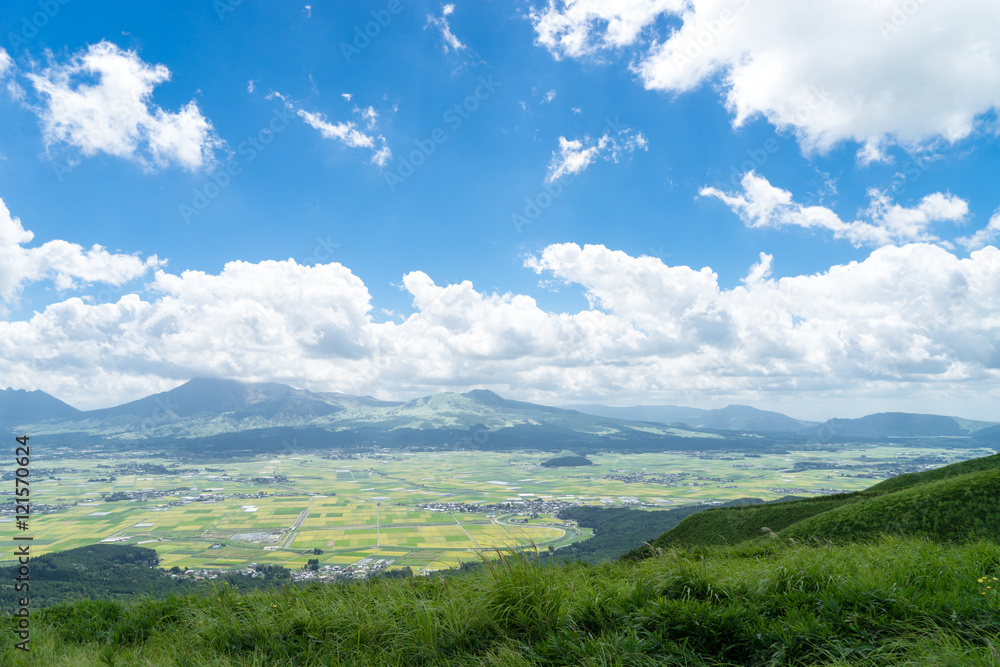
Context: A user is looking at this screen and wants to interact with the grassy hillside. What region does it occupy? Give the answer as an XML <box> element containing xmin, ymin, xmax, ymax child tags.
<box><xmin>6</xmin><ymin>537</ymin><xmax>1000</xmax><ymax>665</ymax></box>
<box><xmin>623</xmin><ymin>494</ymin><xmax>867</xmax><ymax>553</ymax></box>
<box><xmin>550</xmin><ymin>498</ymin><xmax>771</xmax><ymax>564</ymax></box>
<box><xmin>865</xmin><ymin>452</ymin><xmax>1000</xmax><ymax>493</ymax></box>
<box><xmin>781</xmin><ymin>469</ymin><xmax>1000</xmax><ymax>543</ymax></box>
<box><xmin>629</xmin><ymin>452</ymin><xmax>1000</xmax><ymax>558</ymax></box>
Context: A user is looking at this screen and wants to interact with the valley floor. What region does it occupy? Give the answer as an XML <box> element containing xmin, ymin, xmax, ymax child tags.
<box><xmin>3</xmin><ymin>445</ymin><xmax>987</xmax><ymax>574</ymax></box>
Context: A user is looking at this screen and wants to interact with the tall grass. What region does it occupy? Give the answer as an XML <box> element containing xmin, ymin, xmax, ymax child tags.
<box><xmin>4</xmin><ymin>536</ymin><xmax>1000</xmax><ymax>666</ymax></box>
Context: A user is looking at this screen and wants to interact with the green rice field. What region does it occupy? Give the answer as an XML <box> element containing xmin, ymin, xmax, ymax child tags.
<box><xmin>2</xmin><ymin>444</ymin><xmax>990</xmax><ymax>572</ymax></box>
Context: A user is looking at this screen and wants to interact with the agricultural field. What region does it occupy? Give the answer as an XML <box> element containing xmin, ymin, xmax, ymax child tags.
<box><xmin>2</xmin><ymin>444</ymin><xmax>992</xmax><ymax>572</ymax></box>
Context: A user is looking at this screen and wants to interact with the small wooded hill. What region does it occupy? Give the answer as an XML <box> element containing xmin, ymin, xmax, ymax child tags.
<box><xmin>540</xmin><ymin>450</ymin><xmax>593</xmax><ymax>467</ymax></box>
<box><xmin>626</xmin><ymin>452</ymin><xmax>1000</xmax><ymax>559</ymax></box>
<box><xmin>0</xmin><ymin>544</ymin><xmax>298</xmax><ymax>609</ymax></box>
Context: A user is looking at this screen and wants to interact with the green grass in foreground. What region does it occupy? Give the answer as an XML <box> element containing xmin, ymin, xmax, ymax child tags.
<box><xmin>6</xmin><ymin>535</ymin><xmax>1000</xmax><ymax>666</ymax></box>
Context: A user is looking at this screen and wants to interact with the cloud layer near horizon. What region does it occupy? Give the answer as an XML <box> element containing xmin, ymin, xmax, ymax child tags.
<box><xmin>0</xmin><ymin>198</ymin><xmax>162</xmax><ymax>305</ymax></box>
<box><xmin>701</xmin><ymin>172</ymin><xmax>971</xmax><ymax>247</ymax></box>
<box><xmin>3</xmin><ymin>203</ymin><xmax>999</xmax><ymax>417</ymax></box>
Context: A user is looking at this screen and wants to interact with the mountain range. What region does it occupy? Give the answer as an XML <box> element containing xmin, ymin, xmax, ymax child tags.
<box><xmin>1</xmin><ymin>378</ymin><xmax>730</xmax><ymax>453</ymax></box>
<box><xmin>2</xmin><ymin>378</ymin><xmax>997</xmax><ymax>453</ymax></box>
<box><xmin>566</xmin><ymin>403</ymin><xmax>818</xmax><ymax>432</ymax></box>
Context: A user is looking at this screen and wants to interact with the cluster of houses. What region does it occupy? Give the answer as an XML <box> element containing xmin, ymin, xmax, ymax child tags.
<box><xmin>167</xmin><ymin>557</ymin><xmax>394</xmax><ymax>583</ymax></box>
<box><xmin>417</xmin><ymin>499</ymin><xmax>577</xmax><ymax>516</ymax></box>
<box><xmin>767</xmin><ymin>486</ymin><xmax>852</xmax><ymax>495</ymax></box>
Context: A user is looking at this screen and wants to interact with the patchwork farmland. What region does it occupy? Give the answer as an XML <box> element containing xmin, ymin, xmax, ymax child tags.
<box><xmin>2</xmin><ymin>445</ymin><xmax>989</xmax><ymax>573</ymax></box>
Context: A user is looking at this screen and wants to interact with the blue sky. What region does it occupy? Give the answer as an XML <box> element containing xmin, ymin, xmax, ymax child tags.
<box><xmin>1</xmin><ymin>0</ymin><xmax>999</xmax><ymax>420</ymax></box>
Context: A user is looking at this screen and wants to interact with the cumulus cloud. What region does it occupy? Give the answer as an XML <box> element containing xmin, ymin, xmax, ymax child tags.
<box><xmin>546</xmin><ymin>127</ymin><xmax>647</xmax><ymax>182</ymax></box>
<box><xmin>701</xmin><ymin>172</ymin><xmax>969</xmax><ymax>247</ymax></box>
<box><xmin>6</xmin><ymin>240</ymin><xmax>1000</xmax><ymax>418</ymax></box>
<box><xmin>0</xmin><ymin>259</ymin><xmax>379</xmax><ymax>409</ymax></box>
<box><xmin>531</xmin><ymin>0</ymin><xmax>682</xmax><ymax>58</ymax></box>
<box><xmin>0</xmin><ymin>198</ymin><xmax>162</xmax><ymax>304</ymax></box>
<box><xmin>523</xmin><ymin>242</ymin><xmax>1000</xmax><ymax>412</ymax></box>
<box><xmin>959</xmin><ymin>209</ymin><xmax>1000</xmax><ymax>251</ymax></box>
<box><xmin>530</xmin><ymin>0</ymin><xmax>1000</xmax><ymax>154</ymax></box>
<box><xmin>426</xmin><ymin>4</ymin><xmax>467</xmax><ymax>53</ymax></box>
<box><xmin>742</xmin><ymin>252</ymin><xmax>773</xmax><ymax>285</ymax></box>
<box><xmin>25</xmin><ymin>41</ymin><xmax>221</xmax><ymax>170</ymax></box>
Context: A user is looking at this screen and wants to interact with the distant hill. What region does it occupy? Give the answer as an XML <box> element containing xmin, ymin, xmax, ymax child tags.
<box><xmin>627</xmin><ymin>451</ymin><xmax>1000</xmax><ymax>558</ymax></box>
<box><xmin>973</xmin><ymin>423</ymin><xmax>1000</xmax><ymax>443</ymax></box>
<box><xmin>806</xmin><ymin>412</ymin><xmax>998</xmax><ymax>438</ymax></box>
<box><xmin>0</xmin><ymin>545</ymin><xmax>170</xmax><ymax>609</ymax></box>
<box><xmin>84</xmin><ymin>377</ymin><xmax>354</xmax><ymax>422</ymax></box>
<box><xmin>541</xmin><ymin>451</ymin><xmax>593</xmax><ymax>467</ymax></box>
<box><xmin>567</xmin><ymin>402</ymin><xmax>817</xmax><ymax>432</ymax></box>
<box><xmin>0</xmin><ymin>387</ymin><xmax>81</xmax><ymax>428</ymax></box>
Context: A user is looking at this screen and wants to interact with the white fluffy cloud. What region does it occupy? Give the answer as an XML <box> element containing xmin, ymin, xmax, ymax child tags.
<box><xmin>0</xmin><ymin>258</ymin><xmax>380</xmax><ymax>409</ymax></box>
<box><xmin>546</xmin><ymin>127</ymin><xmax>647</xmax><ymax>182</ymax></box>
<box><xmin>531</xmin><ymin>0</ymin><xmax>682</xmax><ymax>58</ymax></box>
<box><xmin>531</xmin><ymin>0</ymin><xmax>1000</xmax><ymax>154</ymax></box>
<box><xmin>26</xmin><ymin>41</ymin><xmax>221</xmax><ymax>170</ymax></box>
<box><xmin>959</xmin><ymin>210</ymin><xmax>1000</xmax><ymax>251</ymax></box>
<box><xmin>0</xmin><ymin>198</ymin><xmax>162</xmax><ymax>304</ymax></box>
<box><xmin>701</xmin><ymin>172</ymin><xmax>969</xmax><ymax>247</ymax></box>
<box><xmin>4</xmin><ymin>236</ymin><xmax>1000</xmax><ymax>418</ymax></box>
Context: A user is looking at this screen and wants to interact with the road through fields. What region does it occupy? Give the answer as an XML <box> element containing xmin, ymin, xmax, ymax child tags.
<box><xmin>281</xmin><ymin>497</ymin><xmax>315</xmax><ymax>548</ymax></box>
